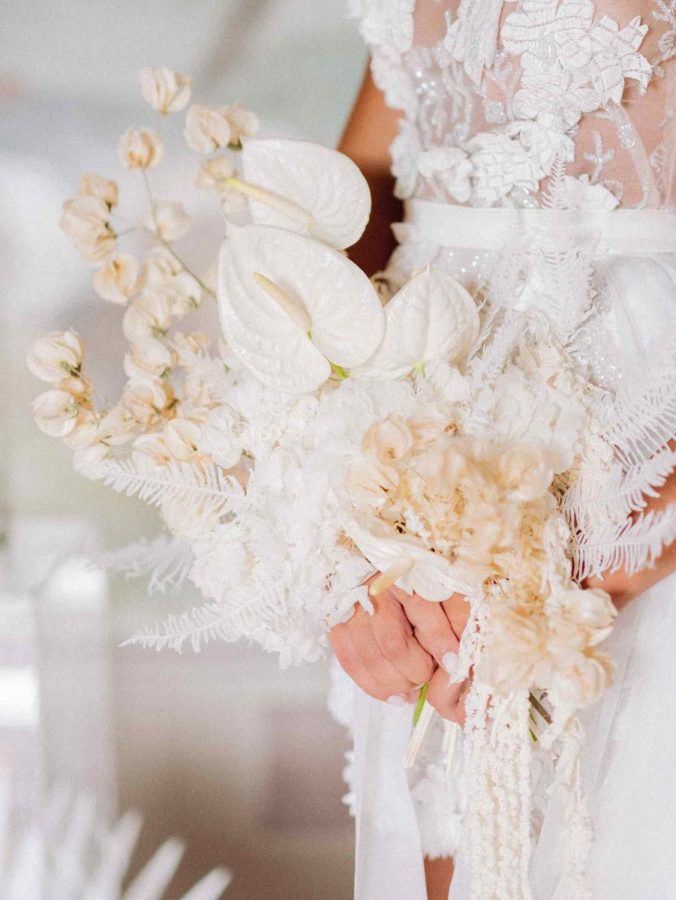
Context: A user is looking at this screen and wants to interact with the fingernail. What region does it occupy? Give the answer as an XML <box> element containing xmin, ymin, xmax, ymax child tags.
<box><xmin>442</xmin><ymin>651</ymin><xmax>459</xmax><ymax>676</ymax></box>
<box><xmin>386</xmin><ymin>695</ymin><xmax>406</xmax><ymax>706</ymax></box>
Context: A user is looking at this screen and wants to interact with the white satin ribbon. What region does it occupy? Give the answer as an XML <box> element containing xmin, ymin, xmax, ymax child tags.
<box><xmin>396</xmin><ymin>199</ymin><xmax>676</xmax><ymax>256</ymax></box>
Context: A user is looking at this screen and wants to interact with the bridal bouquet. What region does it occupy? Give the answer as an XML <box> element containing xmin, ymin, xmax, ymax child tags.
<box><xmin>28</xmin><ymin>66</ymin><xmax>618</xmax><ymax>897</ymax></box>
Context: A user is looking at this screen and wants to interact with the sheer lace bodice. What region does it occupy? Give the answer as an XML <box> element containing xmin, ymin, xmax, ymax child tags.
<box><xmin>351</xmin><ymin>0</ymin><xmax>676</xmax><ymax>209</ymax></box>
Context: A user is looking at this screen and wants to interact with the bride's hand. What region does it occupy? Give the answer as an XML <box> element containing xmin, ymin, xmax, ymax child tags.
<box><xmin>426</xmin><ymin>593</ymin><xmax>472</xmax><ymax>725</ymax></box>
<box><xmin>329</xmin><ymin>578</ymin><xmax>466</xmax><ymax>705</ymax></box>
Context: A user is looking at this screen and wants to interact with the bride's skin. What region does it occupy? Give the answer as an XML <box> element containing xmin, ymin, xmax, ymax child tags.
<box><xmin>332</xmin><ymin>65</ymin><xmax>676</xmax><ymax>899</ymax></box>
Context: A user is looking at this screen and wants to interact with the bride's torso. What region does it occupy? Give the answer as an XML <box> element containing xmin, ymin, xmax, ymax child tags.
<box><xmin>353</xmin><ymin>0</ymin><xmax>676</xmax><ymax>210</ymax></box>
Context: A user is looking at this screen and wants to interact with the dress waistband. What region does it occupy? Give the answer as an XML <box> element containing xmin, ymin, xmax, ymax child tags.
<box><xmin>395</xmin><ymin>199</ymin><xmax>676</xmax><ymax>255</ymax></box>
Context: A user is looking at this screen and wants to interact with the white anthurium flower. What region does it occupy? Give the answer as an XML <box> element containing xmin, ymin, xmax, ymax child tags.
<box><xmin>234</xmin><ymin>138</ymin><xmax>371</xmax><ymax>250</ymax></box>
<box><xmin>353</xmin><ymin>268</ymin><xmax>480</xmax><ymax>380</ymax></box>
<box><xmin>32</xmin><ymin>389</ymin><xmax>80</xmax><ymax>437</ymax></box>
<box><xmin>139</xmin><ymin>65</ymin><xmax>191</xmax><ymax>114</ymax></box>
<box><xmin>344</xmin><ymin>516</ymin><xmax>475</xmax><ymax>602</ymax></box>
<box><xmin>27</xmin><ymin>330</ymin><xmax>84</xmax><ymax>383</ymax></box>
<box><xmin>218</xmin><ymin>224</ymin><xmax>384</xmax><ymax>393</ymax></box>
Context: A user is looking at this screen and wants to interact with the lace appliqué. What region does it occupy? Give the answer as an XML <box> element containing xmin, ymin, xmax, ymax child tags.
<box><xmin>355</xmin><ymin>0</ymin><xmax>661</xmax><ymax>209</ymax></box>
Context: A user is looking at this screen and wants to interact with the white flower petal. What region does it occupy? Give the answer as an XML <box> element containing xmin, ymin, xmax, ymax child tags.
<box><xmin>241</xmin><ymin>138</ymin><xmax>371</xmax><ymax>249</ymax></box>
<box><xmin>344</xmin><ymin>517</ymin><xmax>473</xmax><ymax>601</ymax></box>
<box><xmin>354</xmin><ymin>268</ymin><xmax>479</xmax><ymax>380</ymax></box>
<box><xmin>217</xmin><ymin>225</ymin><xmax>383</xmax><ymax>392</ymax></box>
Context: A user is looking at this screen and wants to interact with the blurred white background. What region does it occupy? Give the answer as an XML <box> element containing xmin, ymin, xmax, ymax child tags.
<box><xmin>0</xmin><ymin>2</ymin><xmax>366</xmax><ymax>896</ymax></box>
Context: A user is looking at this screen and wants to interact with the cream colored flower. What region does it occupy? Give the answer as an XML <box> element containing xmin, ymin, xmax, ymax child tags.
<box><xmin>555</xmin><ymin>586</ymin><xmax>616</xmax><ymax>645</ymax></box>
<box><xmin>362</xmin><ymin>415</ymin><xmax>413</xmax><ymax>462</ymax></box>
<box><xmin>58</xmin><ymin>374</ymin><xmax>89</xmax><ymax>397</ymax></box>
<box><xmin>498</xmin><ymin>445</ymin><xmax>553</xmax><ymax>502</ymax></box>
<box><xmin>149</xmin><ymin>200</ymin><xmax>190</xmax><ymax>241</ymax></box>
<box><xmin>60</xmin><ymin>197</ymin><xmax>116</xmax><ymax>262</ymax></box>
<box><xmin>93</xmin><ymin>254</ymin><xmax>138</xmax><ymax>304</ymax></box>
<box><xmin>171</xmin><ymin>331</ymin><xmax>211</xmax><ymax>365</ymax></box>
<box><xmin>223</xmin><ymin>103</ymin><xmax>259</xmax><ymax>145</ymax></box>
<box><xmin>160</xmin><ymin>492</ymin><xmax>223</xmax><ymax>541</ymax></box>
<box><xmin>33</xmin><ymin>388</ymin><xmax>80</xmax><ymax>437</ymax></box>
<box><xmin>481</xmin><ymin>605</ymin><xmax>549</xmax><ymax>695</ymax></box>
<box><xmin>99</xmin><ymin>404</ymin><xmax>138</xmax><ymax>446</ymax></box>
<box><xmin>198</xmin><ymin>409</ymin><xmax>242</xmax><ymax>469</ymax></box>
<box><xmin>139</xmin><ymin>65</ymin><xmax>191</xmax><ymax>114</ymax></box>
<box><xmin>196</xmin><ymin>155</ymin><xmax>235</xmax><ymax>190</ymax></box>
<box><xmin>132</xmin><ymin>432</ymin><xmax>173</xmax><ymax>467</ymax></box>
<box><xmin>551</xmin><ymin>649</ymin><xmax>614</xmax><ymax>709</ymax></box>
<box><xmin>164</xmin><ymin>418</ymin><xmax>202</xmax><ymax>461</ymax></box>
<box><xmin>78</xmin><ymin>173</ymin><xmax>118</xmax><ymax>207</ymax></box>
<box><xmin>117</xmin><ymin>127</ymin><xmax>164</xmax><ymax>170</ymax></box>
<box><xmin>344</xmin><ymin>455</ymin><xmax>399</xmax><ymax>511</ymax></box>
<box><xmin>122</xmin><ymin>292</ymin><xmax>172</xmax><ymax>342</ymax></box>
<box><xmin>27</xmin><ymin>330</ymin><xmax>83</xmax><ymax>383</ymax></box>
<box><xmin>164</xmin><ymin>272</ymin><xmax>202</xmax><ymax>316</ymax></box>
<box><xmin>124</xmin><ymin>338</ymin><xmax>173</xmax><ymax>380</ymax></box>
<box><xmin>184</xmin><ymin>104</ymin><xmax>231</xmax><ymax>153</ymax></box>
<box><xmin>121</xmin><ymin>378</ymin><xmax>173</xmax><ymax>425</ymax></box>
<box><xmin>142</xmin><ymin>245</ymin><xmax>183</xmax><ymax>286</ymax></box>
<box><xmin>63</xmin><ymin>409</ymin><xmax>100</xmax><ymax>449</ymax></box>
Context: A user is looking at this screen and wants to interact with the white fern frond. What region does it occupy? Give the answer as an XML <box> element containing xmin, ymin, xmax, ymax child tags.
<box><xmin>100</xmin><ymin>459</ymin><xmax>237</xmax><ymax>516</ymax></box>
<box><xmin>531</xmin><ymin>244</ymin><xmax>596</xmax><ymax>343</ymax></box>
<box><xmin>600</xmin><ymin>336</ymin><xmax>676</xmax><ymax>467</ymax></box>
<box><xmin>564</xmin><ymin>446</ymin><xmax>676</xmax><ymax>527</ymax></box>
<box><xmin>121</xmin><ymin>603</ymin><xmax>244</xmax><ymax>653</ymax></box>
<box><xmin>472</xmin><ymin>311</ymin><xmax>523</xmax><ymax>380</ymax></box>
<box><xmin>97</xmin><ymin>536</ymin><xmax>194</xmax><ymax>593</ymax></box>
<box><xmin>572</xmin><ymin>503</ymin><xmax>676</xmax><ymax>580</ymax></box>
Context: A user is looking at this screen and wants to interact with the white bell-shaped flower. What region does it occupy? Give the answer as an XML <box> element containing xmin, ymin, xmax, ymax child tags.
<box><xmin>344</xmin><ymin>516</ymin><xmax>475</xmax><ymax>602</ymax></box>
<box><xmin>354</xmin><ymin>267</ymin><xmax>480</xmax><ymax>380</ymax></box>
<box><xmin>218</xmin><ymin>224</ymin><xmax>384</xmax><ymax>393</ymax></box>
<box><xmin>231</xmin><ymin>138</ymin><xmax>371</xmax><ymax>250</ymax></box>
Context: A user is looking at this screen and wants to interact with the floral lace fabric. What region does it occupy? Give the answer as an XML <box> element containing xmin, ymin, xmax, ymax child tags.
<box><xmin>350</xmin><ymin>0</ymin><xmax>676</xmax><ymax>210</ymax></box>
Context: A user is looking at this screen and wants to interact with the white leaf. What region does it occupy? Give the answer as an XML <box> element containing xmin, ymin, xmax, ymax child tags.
<box><xmin>344</xmin><ymin>517</ymin><xmax>474</xmax><ymax>601</ymax></box>
<box><xmin>354</xmin><ymin>268</ymin><xmax>480</xmax><ymax>380</ymax></box>
<box><xmin>218</xmin><ymin>225</ymin><xmax>384</xmax><ymax>392</ymax></box>
<box><xmin>241</xmin><ymin>138</ymin><xmax>371</xmax><ymax>249</ymax></box>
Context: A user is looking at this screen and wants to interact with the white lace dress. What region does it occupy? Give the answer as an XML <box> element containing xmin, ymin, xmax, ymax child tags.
<box><xmin>340</xmin><ymin>2</ymin><xmax>676</xmax><ymax>898</ymax></box>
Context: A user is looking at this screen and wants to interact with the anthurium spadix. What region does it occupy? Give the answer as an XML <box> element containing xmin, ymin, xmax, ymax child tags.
<box><xmin>232</xmin><ymin>138</ymin><xmax>371</xmax><ymax>250</ymax></box>
<box><xmin>344</xmin><ymin>517</ymin><xmax>476</xmax><ymax>602</ymax></box>
<box><xmin>218</xmin><ymin>224</ymin><xmax>384</xmax><ymax>393</ymax></box>
<box><xmin>353</xmin><ymin>267</ymin><xmax>480</xmax><ymax>380</ymax></box>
